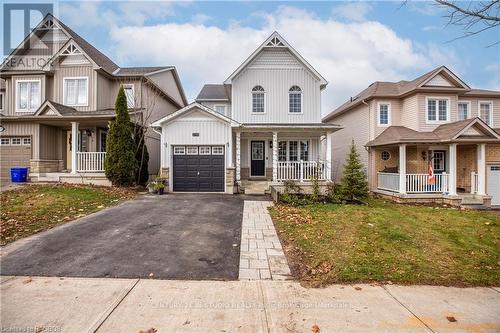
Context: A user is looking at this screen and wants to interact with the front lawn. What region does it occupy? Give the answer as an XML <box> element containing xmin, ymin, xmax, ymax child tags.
<box><xmin>269</xmin><ymin>199</ymin><xmax>500</xmax><ymax>287</ymax></box>
<box><xmin>1</xmin><ymin>184</ymin><xmax>139</xmax><ymax>245</ymax></box>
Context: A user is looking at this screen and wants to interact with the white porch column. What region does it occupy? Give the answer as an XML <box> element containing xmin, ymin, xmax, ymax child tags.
<box><xmin>398</xmin><ymin>144</ymin><xmax>406</xmax><ymax>194</ymax></box>
<box><xmin>477</xmin><ymin>143</ymin><xmax>486</xmax><ymax>195</ymax></box>
<box><xmin>448</xmin><ymin>143</ymin><xmax>457</xmax><ymax>196</ymax></box>
<box><xmin>71</xmin><ymin>121</ymin><xmax>79</xmax><ymax>174</ymax></box>
<box><xmin>272</xmin><ymin>131</ymin><xmax>278</xmax><ymax>182</ymax></box>
<box><xmin>236</xmin><ymin>131</ymin><xmax>241</xmax><ymax>182</ymax></box>
<box><xmin>227</xmin><ymin>128</ymin><xmax>233</xmax><ymax>168</ymax></box>
<box><xmin>326</xmin><ymin>132</ymin><xmax>332</xmax><ymax>181</ymax></box>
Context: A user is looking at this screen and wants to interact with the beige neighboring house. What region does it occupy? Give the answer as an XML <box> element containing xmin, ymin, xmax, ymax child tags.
<box><xmin>0</xmin><ymin>14</ymin><xmax>187</xmax><ymax>184</ymax></box>
<box><xmin>323</xmin><ymin>66</ymin><xmax>500</xmax><ymax>208</ymax></box>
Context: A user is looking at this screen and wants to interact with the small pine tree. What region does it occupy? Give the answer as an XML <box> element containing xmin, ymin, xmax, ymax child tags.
<box><xmin>134</xmin><ymin>126</ymin><xmax>149</xmax><ymax>186</ymax></box>
<box><xmin>339</xmin><ymin>140</ymin><xmax>369</xmax><ymax>202</ymax></box>
<box><xmin>104</xmin><ymin>86</ymin><xmax>137</xmax><ymax>186</ymax></box>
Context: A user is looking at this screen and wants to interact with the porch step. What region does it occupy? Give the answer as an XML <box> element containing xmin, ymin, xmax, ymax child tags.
<box><xmin>460</xmin><ymin>196</ymin><xmax>485</xmax><ymax>205</ymax></box>
<box><xmin>241</xmin><ymin>181</ymin><xmax>269</xmax><ymax>195</ymax></box>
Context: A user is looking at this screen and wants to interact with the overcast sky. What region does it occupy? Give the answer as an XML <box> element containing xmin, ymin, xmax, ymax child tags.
<box><xmin>13</xmin><ymin>1</ymin><xmax>500</xmax><ymax>115</ymax></box>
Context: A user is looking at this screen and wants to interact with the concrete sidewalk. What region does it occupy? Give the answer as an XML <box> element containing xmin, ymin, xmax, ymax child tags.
<box><xmin>1</xmin><ymin>276</ymin><xmax>499</xmax><ymax>333</ymax></box>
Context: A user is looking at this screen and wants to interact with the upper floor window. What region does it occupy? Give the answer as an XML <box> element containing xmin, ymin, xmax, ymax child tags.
<box><xmin>252</xmin><ymin>85</ymin><xmax>265</xmax><ymax>113</ymax></box>
<box><xmin>64</xmin><ymin>77</ymin><xmax>88</xmax><ymax>106</ymax></box>
<box><xmin>123</xmin><ymin>84</ymin><xmax>135</xmax><ymax>108</ymax></box>
<box><xmin>214</xmin><ymin>105</ymin><xmax>226</xmax><ymax>115</ymax></box>
<box><xmin>288</xmin><ymin>86</ymin><xmax>302</xmax><ymax>113</ymax></box>
<box><xmin>458</xmin><ymin>101</ymin><xmax>470</xmax><ymax>121</ymax></box>
<box><xmin>427</xmin><ymin>98</ymin><xmax>449</xmax><ymax>123</ymax></box>
<box><xmin>377</xmin><ymin>102</ymin><xmax>391</xmax><ymax>126</ymax></box>
<box><xmin>479</xmin><ymin>101</ymin><xmax>492</xmax><ymax>126</ymax></box>
<box><xmin>16</xmin><ymin>80</ymin><xmax>40</xmax><ymax>112</ymax></box>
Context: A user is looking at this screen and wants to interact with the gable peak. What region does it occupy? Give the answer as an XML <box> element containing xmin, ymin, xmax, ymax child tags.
<box><xmin>266</xmin><ymin>36</ymin><xmax>285</xmax><ymax>47</ymax></box>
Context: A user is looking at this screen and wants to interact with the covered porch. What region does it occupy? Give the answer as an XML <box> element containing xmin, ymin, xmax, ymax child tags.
<box><xmin>234</xmin><ymin>124</ymin><xmax>340</xmax><ymax>193</ymax></box>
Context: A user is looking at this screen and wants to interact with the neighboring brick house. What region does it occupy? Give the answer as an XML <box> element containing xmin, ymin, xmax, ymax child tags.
<box><xmin>323</xmin><ymin>66</ymin><xmax>500</xmax><ymax>207</ymax></box>
<box><xmin>0</xmin><ymin>14</ymin><xmax>187</xmax><ymax>184</ymax></box>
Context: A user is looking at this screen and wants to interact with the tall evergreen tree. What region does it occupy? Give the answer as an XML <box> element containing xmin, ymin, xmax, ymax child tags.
<box><xmin>339</xmin><ymin>140</ymin><xmax>369</xmax><ymax>202</ymax></box>
<box><xmin>134</xmin><ymin>126</ymin><xmax>149</xmax><ymax>185</ymax></box>
<box><xmin>104</xmin><ymin>86</ymin><xmax>136</xmax><ymax>186</ymax></box>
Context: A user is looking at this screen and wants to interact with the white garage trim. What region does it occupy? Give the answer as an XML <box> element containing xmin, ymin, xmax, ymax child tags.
<box><xmin>487</xmin><ymin>164</ymin><xmax>500</xmax><ymax>206</ymax></box>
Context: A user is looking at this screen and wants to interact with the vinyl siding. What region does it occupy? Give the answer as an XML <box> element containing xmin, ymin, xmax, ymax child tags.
<box><xmin>147</xmin><ymin>70</ymin><xmax>184</xmax><ymax>107</ymax></box>
<box><xmin>39</xmin><ymin>125</ymin><xmax>64</xmax><ymax>160</ymax></box>
<box><xmin>417</xmin><ymin>93</ymin><xmax>458</xmax><ymax>132</ymax></box>
<box><xmin>459</xmin><ymin>97</ymin><xmax>500</xmax><ymax>128</ymax></box>
<box><xmin>400</xmin><ymin>94</ymin><xmax>419</xmax><ymax>130</ymax></box>
<box><xmin>328</xmin><ymin>104</ymin><xmax>370</xmax><ymax>181</ymax></box>
<box><xmin>372</xmin><ymin>98</ymin><xmax>402</xmax><ymax>137</ymax></box>
<box><xmin>0</xmin><ymin>122</ymin><xmax>39</xmax><ymax>158</ymax></box>
<box><xmin>7</xmin><ymin>75</ymin><xmax>46</xmax><ymax>115</ymax></box>
<box><xmin>53</xmin><ymin>65</ymin><xmax>96</xmax><ymax>111</ymax></box>
<box><xmin>199</xmin><ymin>101</ymin><xmax>232</xmax><ymax>118</ymax></box>
<box><xmin>231</xmin><ymin>49</ymin><xmax>321</xmax><ymax>124</ymax></box>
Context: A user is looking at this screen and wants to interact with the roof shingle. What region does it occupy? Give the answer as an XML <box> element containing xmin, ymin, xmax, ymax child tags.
<box><xmin>196</xmin><ymin>84</ymin><xmax>231</xmax><ymax>101</ymax></box>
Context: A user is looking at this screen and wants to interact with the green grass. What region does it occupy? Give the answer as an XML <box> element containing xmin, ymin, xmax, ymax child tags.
<box><xmin>269</xmin><ymin>199</ymin><xmax>500</xmax><ymax>287</ymax></box>
<box><xmin>1</xmin><ymin>184</ymin><xmax>138</xmax><ymax>245</ymax></box>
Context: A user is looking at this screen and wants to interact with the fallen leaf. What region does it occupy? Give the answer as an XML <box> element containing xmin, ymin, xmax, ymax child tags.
<box><xmin>183</xmin><ymin>319</ymin><xmax>191</xmax><ymax>325</ymax></box>
<box><xmin>446</xmin><ymin>316</ymin><xmax>457</xmax><ymax>322</ymax></box>
<box><xmin>354</xmin><ymin>286</ymin><xmax>362</xmax><ymax>291</ymax></box>
<box><xmin>311</xmin><ymin>324</ymin><xmax>320</xmax><ymax>333</ymax></box>
<box><xmin>23</xmin><ymin>277</ymin><xmax>33</xmax><ymax>284</ymax></box>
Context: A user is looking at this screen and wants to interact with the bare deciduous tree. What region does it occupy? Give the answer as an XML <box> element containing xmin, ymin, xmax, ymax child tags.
<box><xmin>436</xmin><ymin>0</ymin><xmax>500</xmax><ymax>46</ymax></box>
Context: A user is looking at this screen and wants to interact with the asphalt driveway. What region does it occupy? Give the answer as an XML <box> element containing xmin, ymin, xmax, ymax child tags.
<box><xmin>0</xmin><ymin>194</ymin><xmax>249</xmax><ymax>280</ymax></box>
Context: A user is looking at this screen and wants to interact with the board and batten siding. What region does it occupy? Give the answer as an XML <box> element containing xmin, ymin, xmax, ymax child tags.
<box><xmin>38</xmin><ymin>124</ymin><xmax>64</xmax><ymax>160</ymax></box>
<box><xmin>6</xmin><ymin>75</ymin><xmax>46</xmax><ymax>115</ymax></box>
<box><xmin>53</xmin><ymin>65</ymin><xmax>96</xmax><ymax>111</ymax></box>
<box><xmin>231</xmin><ymin>49</ymin><xmax>321</xmax><ymax>124</ymax></box>
<box><xmin>328</xmin><ymin>104</ymin><xmax>370</xmax><ymax>181</ymax></box>
<box><xmin>199</xmin><ymin>101</ymin><xmax>232</xmax><ymax>118</ymax></box>
<box><xmin>160</xmin><ymin>108</ymin><xmax>232</xmax><ymax>169</ymax></box>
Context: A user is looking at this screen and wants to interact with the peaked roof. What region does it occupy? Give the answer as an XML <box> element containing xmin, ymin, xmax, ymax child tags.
<box><xmin>223</xmin><ymin>31</ymin><xmax>328</xmax><ymax>88</ymax></box>
<box><xmin>366</xmin><ymin>118</ymin><xmax>500</xmax><ymax>147</ymax></box>
<box><xmin>34</xmin><ymin>100</ymin><xmax>78</xmax><ymax>116</ymax></box>
<box><xmin>196</xmin><ymin>84</ymin><xmax>232</xmax><ymax>101</ymax></box>
<box><xmin>323</xmin><ymin>66</ymin><xmax>498</xmax><ymax>122</ymax></box>
<box><xmin>151</xmin><ymin>102</ymin><xmax>240</xmax><ymax>127</ymax></box>
<box><xmin>51</xmin><ymin>15</ymin><xmax>119</xmax><ymax>74</ymax></box>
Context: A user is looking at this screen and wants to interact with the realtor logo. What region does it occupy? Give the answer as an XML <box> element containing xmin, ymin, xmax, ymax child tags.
<box><xmin>2</xmin><ymin>3</ymin><xmax>54</xmax><ymax>56</ymax></box>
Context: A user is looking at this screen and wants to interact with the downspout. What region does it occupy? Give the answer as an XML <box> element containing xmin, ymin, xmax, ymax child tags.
<box><xmin>362</xmin><ymin>99</ymin><xmax>371</xmax><ymax>189</ymax></box>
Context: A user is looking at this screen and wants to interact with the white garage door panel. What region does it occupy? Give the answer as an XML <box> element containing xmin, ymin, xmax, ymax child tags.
<box><xmin>487</xmin><ymin>165</ymin><xmax>500</xmax><ymax>206</ymax></box>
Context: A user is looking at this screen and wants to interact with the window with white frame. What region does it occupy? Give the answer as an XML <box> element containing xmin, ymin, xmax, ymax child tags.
<box><xmin>458</xmin><ymin>102</ymin><xmax>469</xmax><ymax>121</ymax></box>
<box><xmin>173</xmin><ymin>146</ymin><xmax>185</xmax><ymax>155</ymax></box>
<box><xmin>432</xmin><ymin>151</ymin><xmax>446</xmax><ymax>172</ymax></box>
<box><xmin>64</xmin><ymin>77</ymin><xmax>88</xmax><ymax>106</ymax></box>
<box><xmin>11</xmin><ymin>138</ymin><xmax>21</xmax><ymax>145</ymax></box>
<box><xmin>1</xmin><ymin>138</ymin><xmax>10</xmax><ymax>145</ymax></box>
<box><xmin>186</xmin><ymin>146</ymin><xmax>198</xmax><ymax>155</ymax></box>
<box><xmin>123</xmin><ymin>84</ymin><xmax>135</xmax><ymax>108</ymax></box>
<box><xmin>427</xmin><ymin>98</ymin><xmax>449</xmax><ymax>122</ymax></box>
<box><xmin>378</xmin><ymin>102</ymin><xmax>391</xmax><ymax>126</ymax></box>
<box><xmin>214</xmin><ymin>105</ymin><xmax>226</xmax><ymax>115</ymax></box>
<box><xmin>278</xmin><ymin>141</ymin><xmax>287</xmax><ymax>161</ymax></box>
<box><xmin>300</xmin><ymin>140</ymin><xmax>309</xmax><ymax>161</ymax></box>
<box><xmin>288</xmin><ymin>86</ymin><xmax>302</xmax><ymax>113</ymax></box>
<box><xmin>199</xmin><ymin>146</ymin><xmax>211</xmax><ymax>155</ymax></box>
<box><xmin>16</xmin><ymin>80</ymin><xmax>40</xmax><ymax>112</ymax></box>
<box><xmin>381</xmin><ymin>151</ymin><xmax>391</xmax><ymax>161</ymax></box>
<box><xmin>0</xmin><ymin>92</ymin><xmax>4</xmax><ymax>110</ymax></box>
<box><xmin>252</xmin><ymin>86</ymin><xmax>265</xmax><ymax>113</ymax></box>
<box><xmin>211</xmin><ymin>146</ymin><xmax>224</xmax><ymax>155</ymax></box>
<box><xmin>479</xmin><ymin>102</ymin><xmax>492</xmax><ymax>126</ymax></box>
<box><xmin>23</xmin><ymin>137</ymin><xmax>31</xmax><ymax>145</ymax></box>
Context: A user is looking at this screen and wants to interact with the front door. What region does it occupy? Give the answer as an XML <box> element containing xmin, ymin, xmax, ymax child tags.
<box><xmin>251</xmin><ymin>141</ymin><xmax>265</xmax><ymax>177</ymax></box>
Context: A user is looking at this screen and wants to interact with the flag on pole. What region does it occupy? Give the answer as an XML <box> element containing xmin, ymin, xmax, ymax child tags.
<box><xmin>428</xmin><ymin>162</ymin><xmax>435</xmax><ymax>185</ymax></box>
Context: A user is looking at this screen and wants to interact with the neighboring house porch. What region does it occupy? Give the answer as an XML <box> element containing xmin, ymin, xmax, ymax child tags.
<box><xmin>367</xmin><ymin>118</ymin><xmax>500</xmax><ymax>208</ymax></box>
<box><xmin>1</xmin><ymin>101</ymin><xmax>114</xmax><ymax>185</ymax></box>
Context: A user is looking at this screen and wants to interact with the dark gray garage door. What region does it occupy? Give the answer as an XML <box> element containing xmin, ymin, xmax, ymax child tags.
<box><xmin>173</xmin><ymin>146</ymin><xmax>225</xmax><ymax>192</ymax></box>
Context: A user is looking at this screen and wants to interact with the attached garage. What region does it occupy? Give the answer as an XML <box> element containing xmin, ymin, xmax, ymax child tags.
<box><xmin>0</xmin><ymin>137</ymin><xmax>32</xmax><ymax>180</ymax></box>
<box><xmin>173</xmin><ymin>146</ymin><xmax>225</xmax><ymax>192</ymax></box>
<box><xmin>488</xmin><ymin>165</ymin><xmax>500</xmax><ymax>206</ymax></box>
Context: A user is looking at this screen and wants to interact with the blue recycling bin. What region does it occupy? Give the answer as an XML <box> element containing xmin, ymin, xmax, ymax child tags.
<box><xmin>10</xmin><ymin>168</ymin><xmax>28</xmax><ymax>182</ymax></box>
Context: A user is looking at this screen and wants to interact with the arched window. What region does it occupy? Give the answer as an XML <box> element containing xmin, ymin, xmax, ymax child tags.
<box><xmin>289</xmin><ymin>86</ymin><xmax>302</xmax><ymax>113</ymax></box>
<box><xmin>252</xmin><ymin>86</ymin><xmax>265</xmax><ymax>113</ymax></box>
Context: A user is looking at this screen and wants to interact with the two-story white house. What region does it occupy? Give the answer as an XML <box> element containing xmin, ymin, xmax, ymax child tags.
<box><xmin>323</xmin><ymin>66</ymin><xmax>500</xmax><ymax>208</ymax></box>
<box><xmin>152</xmin><ymin>32</ymin><xmax>341</xmax><ymax>194</ymax></box>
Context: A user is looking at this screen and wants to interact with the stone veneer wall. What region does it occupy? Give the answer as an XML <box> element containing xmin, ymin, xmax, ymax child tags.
<box><xmin>160</xmin><ymin>167</ymin><xmax>170</xmax><ymax>192</ymax></box>
<box><xmin>30</xmin><ymin>159</ymin><xmax>64</xmax><ymax>173</ymax></box>
<box><xmin>226</xmin><ymin>168</ymin><xmax>235</xmax><ymax>193</ymax></box>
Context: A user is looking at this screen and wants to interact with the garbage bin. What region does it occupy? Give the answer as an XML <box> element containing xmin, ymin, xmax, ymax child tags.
<box><xmin>10</xmin><ymin>167</ymin><xmax>28</xmax><ymax>182</ymax></box>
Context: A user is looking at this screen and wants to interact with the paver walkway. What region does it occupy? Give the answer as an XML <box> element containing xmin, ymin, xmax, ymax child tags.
<box><xmin>239</xmin><ymin>200</ymin><xmax>292</xmax><ymax>280</ymax></box>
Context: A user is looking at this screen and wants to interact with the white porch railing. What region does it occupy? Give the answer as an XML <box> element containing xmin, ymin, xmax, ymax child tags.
<box><xmin>76</xmin><ymin>152</ymin><xmax>106</xmax><ymax>172</ymax></box>
<box><xmin>406</xmin><ymin>173</ymin><xmax>448</xmax><ymax>193</ymax></box>
<box><xmin>277</xmin><ymin>161</ymin><xmax>328</xmax><ymax>182</ymax></box>
<box><xmin>377</xmin><ymin>172</ymin><xmax>449</xmax><ymax>193</ymax></box>
<box><xmin>378</xmin><ymin>173</ymin><xmax>400</xmax><ymax>192</ymax></box>
<box><xmin>470</xmin><ymin>172</ymin><xmax>479</xmax><ymax>194</ymax></box>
